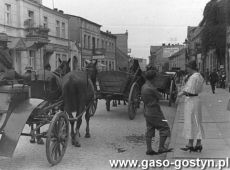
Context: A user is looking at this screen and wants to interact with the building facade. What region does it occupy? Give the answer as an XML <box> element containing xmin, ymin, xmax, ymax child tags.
<box><xmin>153</xmin><ymin>44</ymin><xmax>184</xmax><ymax>72</ymax></box>
<box><xmin>97</xmin><ymin>31</ymin><xmax>116</xmax><ymax>71</ymax></box>
<box><xmin>186</xmin><ymin>26</ymin><xmax>203</xmax><ymax>72</ymax></box>
<box><xmin>0</xmin><ymin>0</ymin><xmax>78</xmax><ymax>73</ymax></box>
<box><xmin>68</xmin><ymin>15</ymin><xmax>101</xmax><ymax>69</ymax></box>
<box><xmin>169</xmin><ymin>48</ymin><xmax>186</xmax><ymax>71</ymax></box>
<box><xmin>149</xmin><ymin>46</ymin><xmax>161</xmax><ymax>66</ymax></box>
<box><xmin>114</xmin><ymin>31</ymin><xmax>130</xmax><ymax>70</ymax></box>
<box><xmin>134</xmin><ymin>57</ymin><xmax>147</xmax><ymax>71</ymax></box>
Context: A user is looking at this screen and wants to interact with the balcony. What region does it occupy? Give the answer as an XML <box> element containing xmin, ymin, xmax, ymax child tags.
<box><xmin>24</xmin><ymin>20</ymin><xmax>49</xmax><ymax>43</ymax></box>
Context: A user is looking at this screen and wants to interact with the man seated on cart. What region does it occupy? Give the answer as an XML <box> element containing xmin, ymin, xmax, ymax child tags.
<box><xmin>141</xmin><ymin>70</ymin><xmax>173</xmax><ymax>155</ymax></box>
<box><xmin>35</xmin><ymin>63</ymin><xmax>62</xmax><ymax>101</ymax></box>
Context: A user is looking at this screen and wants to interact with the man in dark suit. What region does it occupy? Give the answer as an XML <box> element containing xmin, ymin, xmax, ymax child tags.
<box><xmin>209</xmin><ymin>69</ymin><xmax>219</xmax><ymax>94</ymax></box>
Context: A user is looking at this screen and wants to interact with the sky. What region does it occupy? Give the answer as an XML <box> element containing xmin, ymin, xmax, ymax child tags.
<box><xmin>43</xmin><ymin>0</ymin><xmax>210</xmax><ymax>60</ymax></box>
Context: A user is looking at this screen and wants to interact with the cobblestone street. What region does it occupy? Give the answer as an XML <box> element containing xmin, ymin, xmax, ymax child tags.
<box><xmin>0</xmin><ymin>100</ymin><xmax>176</xmax><ymax>170</ymax></box>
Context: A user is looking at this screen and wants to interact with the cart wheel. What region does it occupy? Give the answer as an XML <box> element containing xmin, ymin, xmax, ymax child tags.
<box><xmin>169</xmin><ymin>80</ymin><xmax>174</xmax><ymax>106</ymax></box>
<box><xmin>89</xmin><ymin>98</ymin><xmax>98</xmax><ymax>116</ymax></box>
<box><xmin>46</xmin><ymin>111</ymin><xmax>69</xmax><ymax>165</ymax></box>
<box><xmin>128</xmin><ymin>82</ymin><xmax>139</xmax><ymax>120</ymax></box>
<box><xmin>106</xmin><ymin>99</ymin><xmax>110</xmax><ymax>111</ymax></box>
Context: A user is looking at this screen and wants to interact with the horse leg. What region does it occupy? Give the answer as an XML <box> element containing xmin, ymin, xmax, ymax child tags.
<box><xmin>30</xmin><ymin>124</ymin><xmax>36</xmax><ymax>143</ymax></box>
<box><xmin>36</xmin><ymin>124</ymin><xmax>44</xmax><ymax>145</ymax></box>
<box><xmin>73</xmin><ymin>116</ymin><xmax>82</xmax><ymax>147</ymax></box>
<box><xmin>68</xmin><ymin>112</ymin><xmax>76</xmax><ymax>146</ymax></box>
<box><xmin>85</xmin><ymin>109</ymin><xmax>91</xmax><ymax>138</ymax></box>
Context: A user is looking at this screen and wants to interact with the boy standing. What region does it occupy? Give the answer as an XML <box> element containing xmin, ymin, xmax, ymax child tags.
<box><xmin>141</xmin><ymin>70</ymin><xmax>173</xmax><ymax>155</ymax></box>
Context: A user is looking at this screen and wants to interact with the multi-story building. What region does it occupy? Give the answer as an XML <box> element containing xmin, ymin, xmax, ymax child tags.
<box><xmin>114</xmin><ymin>31</ymin><xmax>128</xmax><ymax>55</ymax></box>
<box><xmin>169</xmin><ymin>48</ymin><xmax>186</xmax><ymax>71</ymax></box>
<box><xmin>98</xmin><ymin>31</ymin><xmax>116</xmax><ymax>71</ymax></box>
<box><xmin>114</xmin><ymin>31</ymin><xmax>130</xmax><ymax>70</ymax></box>
<box><xmin>186</xmin><ymin>26</ymin><xmax>203</xmax><ymax>72</ymax></box>
<box><xmin>149</xmin><ymin>46</ymin><xmax>161</xmax><ymax>66</ymax></box>
<box><xmin>68</xmin><ymin>15</ymin><xmax>101</xmax><ymax>68</ymax></box>
<box><xmin>133</xmin><ymin>57</ymin><xmax>147</xmax><ymax>71</ymax></box>
<box><xmin>0</xmin><ymin>0</ymin><xmax>79</xmax><ymax>73</ymax></box>
<box><xmin>153</xmin><ymin>44</ymin><xmax>184</xmax><ymax>72</ymax></box>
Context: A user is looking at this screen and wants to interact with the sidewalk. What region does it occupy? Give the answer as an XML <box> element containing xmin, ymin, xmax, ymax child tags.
<box><xmin>165</xmin><ymin>85</ymin><xmax>230</xmax><ymax>170</ymax></box>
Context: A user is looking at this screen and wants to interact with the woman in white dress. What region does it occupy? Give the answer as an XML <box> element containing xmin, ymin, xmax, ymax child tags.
<box><xmin>177</xmin><ymin>60</ymin><xmax>205</xmax><ymax>152</ymax></box>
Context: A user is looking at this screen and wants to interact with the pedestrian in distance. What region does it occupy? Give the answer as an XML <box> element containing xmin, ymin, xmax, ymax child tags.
<box><xmin>209</xmin><ymin>69</ymin><xmax>219</xmax><ymax>94</ymax></box>
<box><xmin>141</xmin><ymin>70</ymin><xmax>173</xmax><ymax>155</ymax></box>
<box><xmin>177</xmin><ymin>60</ymin><xmax>205</xmax><ymax>152</ymax></box>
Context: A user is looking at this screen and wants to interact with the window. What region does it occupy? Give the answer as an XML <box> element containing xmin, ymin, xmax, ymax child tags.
<box><xmin>43</xmin><ymin>16</ymin><xmax>48</xmax><ymax>28</ymax></box>
<box><xmin>5</xmin><ymin>4</ymin><xmax>11</xmax><ymax>25</ymax></box>
<box><xmin>56</xmin><ymin>20</ymin><xmax>60</xmax><ymax>37</ymax></box>
<box><xmin>101</xmin><ymin>40</ymin><xmax>104</xmax><ymax>48</ymax></box>
<box><xmin>84</xmin><ymin>35</ymin><xmax>87</xmax><ymax>48</ymax></box>
<box><xmin>97</xmin><ymin>39</ymin><xmax>99</xmax><ymax>48</ymax></box>
<box><xmin>29</xmin><ymin>51</ymin><xmax>36</xmax><ymax>69</ymax></box>
<box><xmin>88</xmin><ymin>36</ymin><xmax>90</xmax><ymax>49</ymax></box>
<box><xmin>28</xmin><ymin>10</ymin><xmax>34</xmax><ymax>27</ymax></box>
<box><xmin>61</xmin><ymin>22</ymin><xmax>65</xmax><ymax>38</ymax></box>
<box><xmin>56</xmin><ymin>53</ymin><xmax>61</xmax><ymax>68</ymax></box>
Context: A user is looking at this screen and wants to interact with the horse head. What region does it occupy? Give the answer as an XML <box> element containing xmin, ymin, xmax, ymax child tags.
<box><xmin>85</xmin><ymin>59</ymin><xmax>98</xmax><ymax>87</ymax></box>
<box><xmin>54</xmin><ymin>58</ymin><xmax>71</xmax><ymax>77</ymax></box>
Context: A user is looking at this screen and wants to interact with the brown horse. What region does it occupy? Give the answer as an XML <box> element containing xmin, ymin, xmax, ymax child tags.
<box><xmin>62</xmin><ymin>60</ymin><xmax>97</xmax><ymax>147</ymax></box>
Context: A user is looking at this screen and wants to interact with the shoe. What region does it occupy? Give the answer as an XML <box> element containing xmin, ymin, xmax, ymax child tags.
<box><xmin>194</xmin><ymin>145</ymin><xmax>203</xmax><ymax>152</ymax></box>
<box><xmin>146</xmin><ymin>150</ymin><xmax>158</xmax><ymax>155</ymax></box>
<box><xmin>158</xmin><ymin>147</ymin><xmax>173</xmax><ymax>154</ymax></box>
<box><xmin>180</xmin><ymin>146</ymin><xmax>194</xmax><ymax>152</ymax></box>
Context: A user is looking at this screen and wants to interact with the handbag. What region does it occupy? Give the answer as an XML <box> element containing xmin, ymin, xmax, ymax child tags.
<box><xmin>227</xmin><ymin>98</ymin><xmax>230</xmax><ymax>111</ymax></box>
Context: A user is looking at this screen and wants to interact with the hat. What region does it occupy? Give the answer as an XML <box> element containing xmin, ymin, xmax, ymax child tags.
<box><xmin>186</xmin><ymin>60</ymin><xmax>197</xmax><ymax>70</ymax></box>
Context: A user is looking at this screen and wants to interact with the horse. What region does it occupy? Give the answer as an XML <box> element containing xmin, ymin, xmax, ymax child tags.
<box><xmin>29</xmin><ymin>59</ymin><xmax>71</xmax><ymax>144</ymax></box>
<box><xmin>62</xmin><ymin>59</ymin><xmax>97</xmax><ymax>147</ymax></box>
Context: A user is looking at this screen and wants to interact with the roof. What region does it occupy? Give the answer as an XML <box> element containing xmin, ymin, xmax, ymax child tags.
<box><xmin>100</xmin><ymin>31</ymin><xmax>117</xmax><ymax>39</ymax></box>
<box><xmin>150</xmin><ymin>46</ymin><xmax>161</xmax><ymax>54</ymax></box>
<box><xmin>66</xmin><ymin>14</ymin><xmax>101</xmax><ymax>27</ymax></box>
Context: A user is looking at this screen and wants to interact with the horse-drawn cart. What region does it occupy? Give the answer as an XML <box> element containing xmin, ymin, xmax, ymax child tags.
<box><xmin>96</xmin><ymin>71</ymin><xmax>141</xmax><ymax>120</ymax></box>
<box><xmin>152</xmin><ymin>72</ymin><xmax>177</xmax><ymax>106</ymax></box>
<box><xmin>0</xmin><ymin>80</ymin><xmax>69</xmax><ymax>165</ymax></box>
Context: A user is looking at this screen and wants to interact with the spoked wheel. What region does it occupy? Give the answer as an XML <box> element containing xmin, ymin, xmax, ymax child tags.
<box><xmin>46</xmin><ymin>111</ymin><xmax>69</xmax><ymax>165</ymax></box>
<box><xmin>89</xmin><ymin>98</ymin><xmax>98</xmax><ymax>116</ymax></box>
<box><xmin>128</xmin><ymin>82</ymin><xmax>139</xmax><ymax>120</ymax></box>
